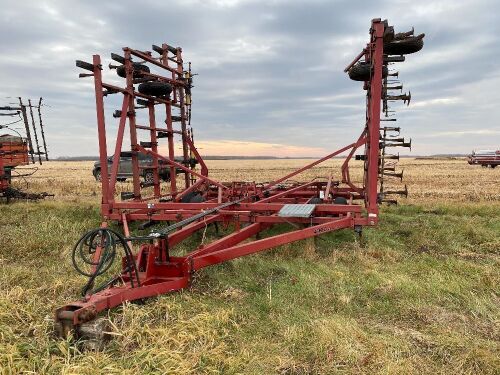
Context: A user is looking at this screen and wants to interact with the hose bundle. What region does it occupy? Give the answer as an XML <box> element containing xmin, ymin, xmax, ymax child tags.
<box><xmin>71</xmin><ymin>228</ymin><xmax>141</xmax><ymax>296</ymax></box>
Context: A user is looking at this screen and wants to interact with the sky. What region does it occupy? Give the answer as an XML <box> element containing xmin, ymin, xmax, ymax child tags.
<box><xmin>0</xmin><ymin>0</ymin><xmax>499</xmax><ymax>157</ymax></box>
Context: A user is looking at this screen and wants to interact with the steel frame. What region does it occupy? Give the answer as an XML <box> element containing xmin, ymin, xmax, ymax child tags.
<box><xmin>56</xmin><ymin>19</ymin><xmax>420</xmax><ymax>334</ymax></box>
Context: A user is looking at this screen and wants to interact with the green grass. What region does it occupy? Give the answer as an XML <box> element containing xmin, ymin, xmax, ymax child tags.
<box><xmin>0</xmin><ymin>201</ymin><xmax>499</xmax><ymax>374</ymax></box>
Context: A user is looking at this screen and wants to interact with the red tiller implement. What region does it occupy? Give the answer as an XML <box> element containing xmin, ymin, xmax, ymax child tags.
<box><xmin>0</xmin><ymin>98</ymin><xmax>51</xmax><ymax>201</ymax></box>
<box><xmin>55</xmin><ymin>19</ymin><xmax>425</xmax><ymax>339</ymax></box>
<box><xmin>467</xmin><ymin>150</ymin><xmax>500</xmax><ymax>168</ymax></box>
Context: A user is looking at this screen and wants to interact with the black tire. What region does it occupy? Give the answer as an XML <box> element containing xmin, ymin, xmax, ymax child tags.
<box><xmin>180</xmin><ymin>191</ymin><xmax>205</xmax><ymax>203</ymax></box>
<box><xmin>384</xmin><ymin>37</ymin><xmax>424</xmax><ymax>55</ymax></box>
<box><xmin>94</xmin><ymin>169</ymin><xmax>101</xmax><ymax>182</ymax></box>
<box><xmin>4</xmin><ymin>169</ymin><xmax>12</xmax><ymax>184</ymax></box>
<box><xmin>160</xmin><ymin>170</ymin><xmax>171</xmax><ymax>182</ymax></box>
<box><xmin>116</xmin><ymin>63</ymin><xmax>150</xmax><ymax>78</ymax></box>
<box><xmin>333</xmin><ymin>196</ymin><xmax>348</xmax><ymax>205</ymax></box>
<box><xmin>180</xmin><ymin>191</ymin><xmax>197</xmax><ymax>203</ymax></box>
<box><xmin>143</xmin><ymin>170</ymin><xmax>154</xmax><ymax>184</ymax></box>
<box><xmin>189</xmin><ymin>194</ymin><xmax>205</xmax><ymax>203</ymax></box>
<box><xmin>117</xmin><ymin>178</ymin><xmax>127</xmax><ymax>182</ymax></box>
<box><xmin>138</xmin><ymin>81</ymin><xmax>172</xmax><ymax>97</ymax></box>
<box><xmin>348</xmin><ymin>62</ymin><xmax>388</xmax><ymax>82</ymax></box>
<box><xmin>308</xmin><ymin>197</ymin><xmax>323</xmax><ymax>204</ymax></box>
<box><xmin>491</xmin><ymin>165</ymin><xmax>497</xmax><ymax>169</ymax></box>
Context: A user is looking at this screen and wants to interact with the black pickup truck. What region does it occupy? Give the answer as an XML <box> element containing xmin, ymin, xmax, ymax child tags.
<box><xmin>92</xmin><ymin>154</ymin><xmax>191</xmax><ymax>183</ymax></box>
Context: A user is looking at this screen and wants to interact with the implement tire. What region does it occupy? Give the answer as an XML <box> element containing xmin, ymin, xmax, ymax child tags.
<box><xmin>138</xmin><ymin>81</ymin><xmax>172</xmax><ymax>97</ymax></box>
<box><xmin>116</xmin><ymin>63</ymin><xmax>150</xmax><ymax>78</ymax></box>
<box><xmin>348</xmin><ymin>62</ymin><xmax>388</xmax><ymax>81</ymax></box>
<box><xmin>384</xmin><ymin>37</ymin><xmax>424</xmax><ymax>55</ymax></box>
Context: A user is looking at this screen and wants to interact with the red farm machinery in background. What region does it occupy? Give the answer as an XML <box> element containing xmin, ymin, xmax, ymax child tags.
<box><xmin>55</xmin><ymin>19</ymin><xmax>425</xmax><ymax>340</ymax></box>
<box><xmin>0</xmin><ymin>98</ymin><xmax>51</xmax><ymax>201</ymax></box>
<box><xmin>467</xmin><ymin>149</ymin><xmax>500</xmax><ymax>168</ymax></box>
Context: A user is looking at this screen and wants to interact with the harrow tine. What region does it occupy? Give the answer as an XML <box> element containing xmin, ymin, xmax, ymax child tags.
<box><xmin>37</xmin><ymin>98</ymin><xmax>49</xmax><ymax>161</ymax></box>
<box><xmin>384</xmin><ymin>153</ymin><xmax>400</xmax><ymax>160</ymax></box>
<box><xmin>381</xmin><ymin>137</ymin><xmax>405</xmax><ymax>142</ymax></box>
<box><xmin>382</xmin><ymin>139</ymin><xmax>411</xmax><ymax>150</ymax></box>
<box><xmin>385</xmin><ymin>85</ymin><xmax>403</xmax><ymax>91</ymax></box>
<box><xmin>382</xmin><ymin>126</ymin><xmax>400</xmax><ymax>134</ymax></box>
<box><xmin>384</xmin><ymin>184</ymin><xmax>408</xmax><ymax>198</ymax></box>
<box><xmin>382</xmin><ymin>170</ymin><xmax>404</xmax><ymax>181</ymax></box>
<box><xmin>384</xmin><ymin>56</ymin><xmax>405</xmax><ymax>63</ymax></box>
<box><xmin>18</xmin><ymin>98</ymin><xmax>35</xmax><ymax>163</ymax></box>
<box><xmin>385</xmin><ymin>91</ymin><xmax>411</xmax><ymax>104</ymax></box>
<box><xmin>380</xmin><ymin>198</ymin><xmax>398</xmax><ymax>205</ymax></box>
<box><xmin>28</xmin><ymin>99</ymin><xmax>42</xmax><ymax>164</ymax></box>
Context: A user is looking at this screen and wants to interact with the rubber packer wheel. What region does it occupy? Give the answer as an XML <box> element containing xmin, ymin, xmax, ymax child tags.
<box><xmin>333</xmin><ymin>196</ymin><xmax>348</xmax><ymax>205</ymax></box>
<box><xmin>116</xmin><ymin>63</ymin><xmax>150</xmax><ymax>78</ymax></box>
<box><xmin>138</xmin><ymin>81</ymin><xmax>173</xmax><ymax>97</ymax></box>
<box><xmin>348</xmin><ymin>62</ymin><xmax>388</xmax><ymax>82</ymax></box>
<box><xmin>384</xmin><ymin>37</ymin><xmax>424</xmax><ymax>55</ymax></box>
<box><xmin>308</xmin><ymin>197</ymin><xmax>323</xmax><ymax>204</ymax></box>
<box><xmin>180</xmin><ymin>191</ymin><xmax>205</xmax><ymax>203</ymax></box>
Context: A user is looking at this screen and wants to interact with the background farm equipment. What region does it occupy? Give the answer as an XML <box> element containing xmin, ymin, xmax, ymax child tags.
<box><xmin>55</xmin><ymin>19</ymin><xmax>425</xmax><ymax>344</ymax></box>
<box><xmin>467</xmin><ymin>149</ymin><xmax>500</xmax><ymax>168</ymax></box>
<box><xmin>0</xmin><ymin>98</ymin><xmax>52</xmax><ymax>201</ymax></box>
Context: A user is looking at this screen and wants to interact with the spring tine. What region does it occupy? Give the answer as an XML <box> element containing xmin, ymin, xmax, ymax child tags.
<box><xmin>385</xmin><ymin>56</ymin><xmax>405</xmax><ymax>63</ymax></box>
<box><xmin>382</xmin><ymin>126</ymin><xmax>400</xmax><ymax>133</ymax></box>
<box><xmin>382</xmin><ymin>170</ymin><xmax>404</xmax><ymax>181</ymax></box>
<box><xmin>405</xmin><ymin>91</ymin><xmax>411</xmax><ymax>106</ymax></box>
<box><xmin>384</xmin><ymin>153</ymin><xmax>400</xmax><ymax>160</ymax></box>
<box><xmin>382</xmin><ymin>139</ymin><xmax>411</xmax><ymax>149</ymax></box>
<box><xmin>386</xmin><ymin>85</ymin><xmax>403</xmax><ymax>91</ymax></box>
<box><xmin>385</xmin><ymin>92</ymin><xmax>411</xmax><ymax>103</ymax></box>
<box><xmin>381</xmin><ymin>198</ymin><xmax>398</xmax><ymax>205</ymax></box>
<box><xmin>28</xmin><ymin>99</ymin><xmax>42</xmax><ymax>164</ymax></box>
<box><xmin>37</xmin><ymin>97</ymin><xmax>49</xmax><ymax>161</ymax></box>
<box><xmin>380</xmin><ymin>165</ymin><xmax>396</xmax><ymax>172</ymax></box>
<box><xmin>381</xmin><ymin>137</ymin><xmax>404</xmax><ymax>142</ymax></box>
<box><xmin>384</xmin><ymin>184</ymin><xmax>408</xmax><ymax>198</ymax></box>
<box><xmin>18</xmin><ymin>98</ymin><xmax>35</xmax><ymax>163</ymax></box>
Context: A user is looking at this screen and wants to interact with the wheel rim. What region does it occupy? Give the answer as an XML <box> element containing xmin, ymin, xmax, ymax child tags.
<box><xmin>95</xmin><ymin>170</ymin><xmax>101</xmax><ymax>181</ymax></box>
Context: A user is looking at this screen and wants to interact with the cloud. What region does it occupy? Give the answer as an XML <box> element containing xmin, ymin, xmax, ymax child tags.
<box><xmin>195</xmin><ymin>139</ymin><xmax>327</xmax><ymax>157</ymax></box>
<box><xmin>419</xmin><ymin>129</ymin><xmax>500</xmax><ymax>138</ymax></box>
<box><xmin>0</xmin><ymin>0</ymin><xmax>499</xmax><ymax>157</ymax></box>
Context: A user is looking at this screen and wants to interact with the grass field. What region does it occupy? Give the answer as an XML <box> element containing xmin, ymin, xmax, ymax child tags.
<box><xmin>1</xmin><ymin>159</ymin><xmax>499</xmax><ymax>374</ymax></box>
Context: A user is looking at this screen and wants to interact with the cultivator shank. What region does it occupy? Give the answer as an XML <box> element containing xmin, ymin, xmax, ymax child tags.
<box><xmin>56</xmin><ymin>19</ymin><xmax>425</xmax><ymax>338</ymax></box>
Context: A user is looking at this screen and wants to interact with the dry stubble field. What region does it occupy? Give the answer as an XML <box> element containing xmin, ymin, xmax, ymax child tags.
<box><xmin>1</xmin><ymin>158</ymin><xmax>499</xmax><ymax>374</ymax></box>
<box><xmin>13</xmin><ymin>157</ymin><xmax>500</xmax><ymax>203</ymax></box>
